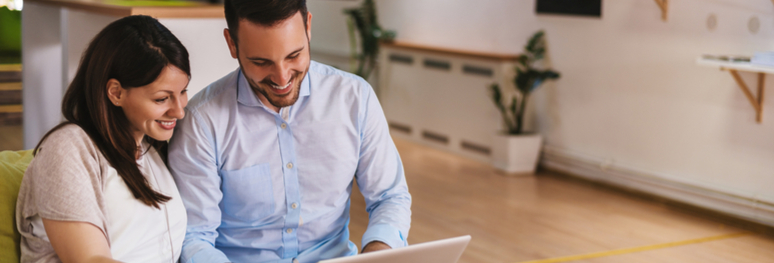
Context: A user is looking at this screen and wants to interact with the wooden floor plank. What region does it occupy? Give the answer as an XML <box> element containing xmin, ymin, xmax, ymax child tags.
<box><xmin>0</xmin><ymin>64</ymin><xmax>22</xmax><ymax>72</ymax></box>
<box><xmin>0</xmin><ymin>104</ymin><xmax>22</xmax><ymax>113</ymax></box>
<box><xmin>0</xmin><ymin>82</ymin><xmax>21</xmax><ymax>91</ymax></box>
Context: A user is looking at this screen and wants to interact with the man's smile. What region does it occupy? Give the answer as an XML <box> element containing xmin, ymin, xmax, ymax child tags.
<box><xmin>268</xmin><ymin>80</ymin><xmax>293</xmax><ymax>95</ymax></box>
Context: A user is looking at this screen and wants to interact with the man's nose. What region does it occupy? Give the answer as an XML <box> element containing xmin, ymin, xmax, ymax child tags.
<box><xmin>272</xmin><ymin>62</ymin><xmax>293</xmax><ymax>87</ymax></box>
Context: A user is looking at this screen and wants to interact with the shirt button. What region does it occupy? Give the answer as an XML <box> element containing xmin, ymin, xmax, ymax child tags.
<box><xmin>291</xmin><ymin>202</ymin><xmax>298</xmax><ymax>209</ymax></box>
<box><xmin>286</xmin><ymin>162</ymin><xmax>293</xmax><ymax>169</ymax></box>
<box><xmin>286</xmin><ymin>228</ymin><xmax>293</xmax><ymax>233</ymax></box>
<box><xmin>281</xmin><ymin>123</ymin><xmax>287</xmax><ymax>129</ymax></box>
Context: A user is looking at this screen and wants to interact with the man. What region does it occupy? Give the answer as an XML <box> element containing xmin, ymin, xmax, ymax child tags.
<box><xmin>168</xmin><ymin>0</ymin><xmax>412</xmax><ymax>262</ymax></box>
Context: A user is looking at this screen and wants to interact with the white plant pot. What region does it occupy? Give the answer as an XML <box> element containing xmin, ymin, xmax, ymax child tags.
<box><xmin>491</xmin><ymin>133</ymin><xmax>543</xmax><ymax>175</ymax></box>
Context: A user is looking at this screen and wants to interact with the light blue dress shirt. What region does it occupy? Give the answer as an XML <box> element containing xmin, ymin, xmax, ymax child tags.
<box><xmin>168</xmin><ymin>61</ymin><xmax>412</xmax><ymax>263</ymax></box>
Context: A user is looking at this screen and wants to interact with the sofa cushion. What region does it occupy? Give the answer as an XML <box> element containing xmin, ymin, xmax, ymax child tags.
<box><xmin>0</xmin><ymin>149</ymin><xmax>33</xmax><ymax>263</ymax></box>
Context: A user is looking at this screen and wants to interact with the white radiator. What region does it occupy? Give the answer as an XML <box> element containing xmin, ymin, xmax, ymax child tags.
<box><xmin>378</xmin><ymin>42</ymin><xmax>519</xmax><ymax>163</ymax></box>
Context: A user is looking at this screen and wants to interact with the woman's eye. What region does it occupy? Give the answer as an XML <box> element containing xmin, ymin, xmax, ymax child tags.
<box><xmin>155</xmin><ymin>97</ymin><xmax>169</xmax><ymax>103</ymax></box>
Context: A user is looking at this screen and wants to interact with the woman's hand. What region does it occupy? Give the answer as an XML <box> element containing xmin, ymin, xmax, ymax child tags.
<box><xmin>42</xmin><ymin>219</ymin><xmax>121</xmax><ymax>263</ymax></box>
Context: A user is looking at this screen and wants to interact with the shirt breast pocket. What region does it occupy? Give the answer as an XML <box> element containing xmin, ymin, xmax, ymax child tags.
<box><xmin>220</xmin><ymin>163</ymin><xmax>275</xmax><ymax>221</ymax></box>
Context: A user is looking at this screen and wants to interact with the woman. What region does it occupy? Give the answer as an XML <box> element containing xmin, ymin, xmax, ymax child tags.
<box><xmin>16</xmin><ymin>15</ymin><xmax>190</xmax><ymax>263</ymax></box>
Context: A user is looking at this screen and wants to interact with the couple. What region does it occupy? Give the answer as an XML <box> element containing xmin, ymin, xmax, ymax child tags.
<box><xmin>15</xmin><ymin>0</ymin><xmax>412</xmax><ymax>262</ymax></box>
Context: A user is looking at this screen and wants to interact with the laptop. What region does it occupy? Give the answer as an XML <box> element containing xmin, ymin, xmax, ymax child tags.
<box><xmin>318</xmin><ymin>235</ymin><xmax>471</xmax><ymax>263</ymax></box>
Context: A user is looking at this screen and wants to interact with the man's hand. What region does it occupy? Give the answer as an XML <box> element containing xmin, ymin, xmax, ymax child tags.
<box><xmin>361</xmin><ymin>241</ymin><xmax>391</xmax><ymax>253</ymax></box>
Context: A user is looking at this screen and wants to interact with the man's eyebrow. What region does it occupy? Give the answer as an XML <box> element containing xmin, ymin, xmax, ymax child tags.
<box><xmin>246</xmin><ymin>47</ymin><xmax>305</xmax><ymax>61</ymax></box>
<box><xmin>287</xmin><ymin>47</ymin><xmax>305</xmax><ymax>56</ymax></box>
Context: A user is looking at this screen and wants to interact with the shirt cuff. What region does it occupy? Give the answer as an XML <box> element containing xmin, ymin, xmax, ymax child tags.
<box><xmin>361</xmin><ymin>223</ymin><xmax>407</xmax><ymax>251</ymax></box>
<box><xmin>183</xmin><ymin>242</ymin><xmax>231</xmax><ymax>263</ymax></box>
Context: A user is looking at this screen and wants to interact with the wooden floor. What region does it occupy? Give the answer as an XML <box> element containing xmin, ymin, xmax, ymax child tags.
<box><xmin>349</xmin><ymin>138</ymin><xmax>774</xmax><ymax>263</ymax></box>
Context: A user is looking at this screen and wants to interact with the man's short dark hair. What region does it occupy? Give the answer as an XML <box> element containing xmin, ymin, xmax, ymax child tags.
<box><xmin>224</xmin><ymin>0</ymin><xmax>308</xmax><ymax>44</ymax></box>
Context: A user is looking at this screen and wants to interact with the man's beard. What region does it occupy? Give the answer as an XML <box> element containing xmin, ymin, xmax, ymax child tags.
<box><xmin>244</xmin><ymin>65</ymin><xmax>308</xmax><ymax>109</ymax></box>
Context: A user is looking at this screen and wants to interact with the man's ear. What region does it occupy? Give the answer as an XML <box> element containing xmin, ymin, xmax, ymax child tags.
<box><xmin>224</xmin><ymin>28</ymin><xmax>238</xmax><ymax>59</ymax></box>
<box><xmin>106</xmin><ymin>79</ymin><xmax>125</xmax><ymax>107</ymax></box>
<box><xmin>305</xmin><ymin>12</ymin><xmax>313</xmax><ymax>41</ymax></box>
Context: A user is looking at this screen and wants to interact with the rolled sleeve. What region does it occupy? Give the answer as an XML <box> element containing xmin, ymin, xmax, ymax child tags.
<box><xmin>361</xmin><ymin>223</ymin><xmax>406</xmax><ymax>250</ymax></box>
<box><xmin>355</xmin><ymin>84</ymin><xmax>412</xmax><ymax>250</ymax></box>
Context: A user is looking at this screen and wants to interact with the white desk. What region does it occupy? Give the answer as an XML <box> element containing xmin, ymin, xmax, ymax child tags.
<box><xmin>22</xmin><ymin>0</ymin><xmax>238</xmax><ymax>149</ymax></box>
<box><xmin>697</xmin><ymin>57</ymin><xmax>772</xmax><ymax>123</ymax></box>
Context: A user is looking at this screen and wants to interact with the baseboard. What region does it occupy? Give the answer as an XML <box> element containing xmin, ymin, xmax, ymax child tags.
<box><xmin>540</xmin><ymin>145</ymin><xmax>774</xmax><ymax>229</ymax></box>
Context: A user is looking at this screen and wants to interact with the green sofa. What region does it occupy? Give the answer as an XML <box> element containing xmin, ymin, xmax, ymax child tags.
<box><xmin>0</xmin><ymin>150</ymin><xmax>33</xmax><ymax>263</ymax></box>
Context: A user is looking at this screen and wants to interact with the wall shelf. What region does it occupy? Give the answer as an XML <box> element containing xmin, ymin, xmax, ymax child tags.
<box><xmin>697</xmin><ymin>57</ymin><xmax>772</xmax><ymax>123</ymax></box>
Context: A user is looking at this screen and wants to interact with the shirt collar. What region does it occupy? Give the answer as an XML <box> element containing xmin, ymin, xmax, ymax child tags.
<box><xmin>299</xmin><ymin>69</ymin><xmax>311</xmax><ymax>97</ymax></box>
<box><xmin>236</xmin><ymin>68</ymin><xmax>312</xmax><ymax>108</ymax></box>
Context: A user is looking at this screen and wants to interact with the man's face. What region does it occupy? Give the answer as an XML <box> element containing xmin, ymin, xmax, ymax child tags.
<box><xmin>225</xmin><ymin>11</ymin><xmax>312</xmax><ymax>111</ymax></box>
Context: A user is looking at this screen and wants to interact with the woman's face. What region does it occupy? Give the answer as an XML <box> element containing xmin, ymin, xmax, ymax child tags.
<box><xmin>113</xmin><ymin>65</ymin><xmax>189</xmax><ymax>144</ymax></box>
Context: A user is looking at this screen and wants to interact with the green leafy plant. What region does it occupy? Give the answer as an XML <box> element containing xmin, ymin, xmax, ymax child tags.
<box><xmin>344</xmin><ymin>0</ymin><xmax>395</xmax><ymax>79</ymax></box>
<box><xmin>0</xmin><ymin>6</ymin><xmax>21</xmax><ymax>64</ymax></box>
<box><xmin>489</xmin><ymin>30</ymin><xmax>560</xmax><ymax>135</ymax></box>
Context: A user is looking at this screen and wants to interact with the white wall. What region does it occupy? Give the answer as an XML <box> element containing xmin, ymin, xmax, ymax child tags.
<box><xmin>308</xmin><ymin>0</ymin><xmax>774</xmax><ymax>224</ymax></box>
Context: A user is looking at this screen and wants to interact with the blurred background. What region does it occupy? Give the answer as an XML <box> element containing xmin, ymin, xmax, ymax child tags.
<box><xmin>2</xmin><ymin>0</ymin><xmax>774</xmax><ymax>262</ymax></box>
<box><xmin>0</xmin><ymin>0</ymin><xmax>21</xmax><ymax>151</ymax></box>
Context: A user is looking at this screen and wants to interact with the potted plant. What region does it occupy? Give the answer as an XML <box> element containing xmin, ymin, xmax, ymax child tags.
<box><xmin>343</xmin><ymin>0</ymin><xmax>395</xmax><ymax>80</ymax></box>
<box><xmin>0</xmin><ymin>4</ymin><xmax>21</xmax><ymax>64</ymax></box>
<box><xmin>489</xmin><ymin>30</ymin><xmax>560</xmax><ymax>174</ymax></box>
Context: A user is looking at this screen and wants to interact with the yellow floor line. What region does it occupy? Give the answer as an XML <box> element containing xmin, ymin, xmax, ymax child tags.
<box><xmin>0</xmin><ymin>64</ymin><xmax>22</xmax><ymax>72</ymax></box>
<box><xmin>516</xmin><ymin>232</ymin><xmax>750</xmax><ymax>263</ymax></box>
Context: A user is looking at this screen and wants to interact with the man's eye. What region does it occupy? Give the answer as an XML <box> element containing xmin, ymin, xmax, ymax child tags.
<box><xmin>155</xmin><ymin>97</ymin><xmax>169</xmax><ymax>103</ymax></box>
<box><xmin>253</xmin><ymin>61</ymin><xmax>269</xmax><ymax>67</ymax></box>
<box><xmin>181</xmin><ymin>89</ymin><xmax>188</xmax><ymax>95</ymax></box>
<box><xmin>289</xmin><ymin>53</ymin><xmax>300</xmax><ymax>59</ymax></box>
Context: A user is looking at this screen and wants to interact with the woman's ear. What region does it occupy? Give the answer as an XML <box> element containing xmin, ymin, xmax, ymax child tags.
<box><xmin>106</xmin><ymin>79</ymin><xmax>124</xmax><ymax>107</ymax></box>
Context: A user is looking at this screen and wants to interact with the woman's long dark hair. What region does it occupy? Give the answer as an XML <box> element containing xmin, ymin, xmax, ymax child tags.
<box><xmin>34</xmin><ymin>15</ymin><xmax>190</xmax><ymax>209</ymax></box>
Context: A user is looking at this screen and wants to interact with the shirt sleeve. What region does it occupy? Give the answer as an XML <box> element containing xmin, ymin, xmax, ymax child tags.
<box><xmin>168</xmin><ymin>109</ymin><xmax>231</xmax><ymax>263</ymax></box>
<box><xmin>24</xmin><ymin>126</ymin><xmax>107</xmax><ymax>235</ymax></box>
<box><xmin>354</xmin><ymin>83</ymin><xmax>412</xmax><ymax>250</ymax></box>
